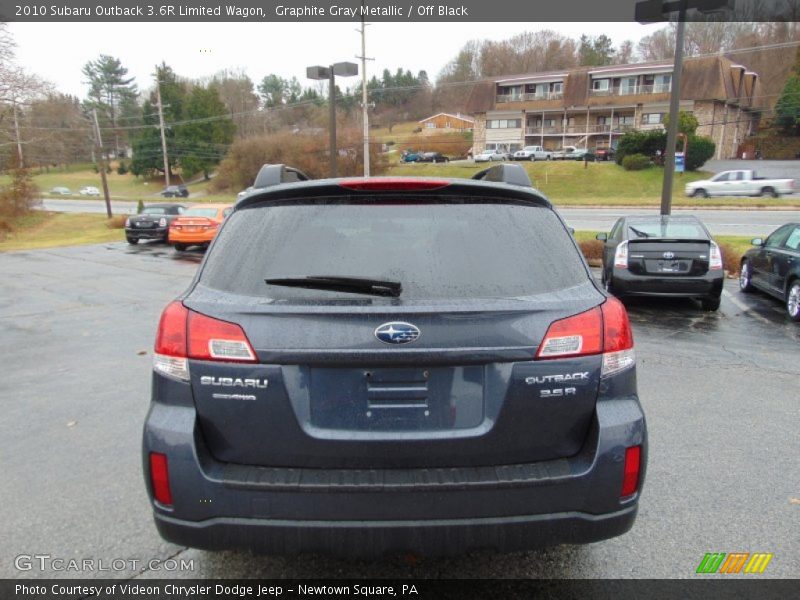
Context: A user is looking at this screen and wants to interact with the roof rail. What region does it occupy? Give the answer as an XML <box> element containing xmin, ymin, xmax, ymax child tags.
<box><xmin>252</xmin><ymin>164</ymin><xmax>310</xmax><ymax>189</ymax></box>
<box><xmin>471</xmin><ymin>163</ymin><xmax>532</xmax><ymax>188</ymax></box>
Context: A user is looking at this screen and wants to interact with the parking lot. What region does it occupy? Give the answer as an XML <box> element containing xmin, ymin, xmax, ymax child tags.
<box><xmin>1</xmin><ymin>241</ymin><xmax>797</xmax><ymax>579</ymax></box>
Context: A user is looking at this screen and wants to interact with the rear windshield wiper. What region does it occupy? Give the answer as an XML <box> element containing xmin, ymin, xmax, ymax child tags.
<box><xmin>628</xmin><ymin>226</ymin><xmax>651</xmax><ymax>238</ymax></box>
<box><xmin>265</xmin><ymin>275</ymin><xmax>402</xmax><ymax>298</ymax></box>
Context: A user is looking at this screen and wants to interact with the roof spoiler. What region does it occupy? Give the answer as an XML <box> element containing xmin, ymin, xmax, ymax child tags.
<box><xmin>253</xmin><ymin>164</ymin><xmax>311</xmax><ymax>189</ymax></box>
<box><xmin>471</xmin><ymin>163</ymin><xmax>532</xmax><ymax>187</ymax></box>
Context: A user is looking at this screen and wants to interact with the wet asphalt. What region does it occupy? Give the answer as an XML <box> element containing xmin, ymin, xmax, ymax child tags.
<box><xmin>0</xmin><ymin>241</ymin><xmax>797</xmax><ymax>579</ymax></box>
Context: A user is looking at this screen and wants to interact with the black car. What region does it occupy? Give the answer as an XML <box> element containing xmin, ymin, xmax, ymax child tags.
<box><xmin>594</xmin><ymin>148</ymin><xmax>615</xmax><ymax>161</ymax></box>
<box><xmin>125</xmin><ymin>203</ymin><xmax>186</xmax><ymax>244</ymax></box>
<box><xmin>739</xmin><ymin>222</ymin><xmax>800</xmax><ymax>320</ymax></box>
<box><xmin>161</xmin><ymin>185</ymin><xmax>189</xmax><ymax>198</ymax></box>
<box><xmin>418</xmin><ymin>152</ymin><xmax>450</xmax><ymax>163</ymax></box>
<box><xmin>597</xmin><ymin>215</ymin><xmax>724</xmax><ymax>311</ymax></box>
<box><xmin>143</xmin><ymin>163</ymin><xmax>646</xmax><ymax>557</ymax></box>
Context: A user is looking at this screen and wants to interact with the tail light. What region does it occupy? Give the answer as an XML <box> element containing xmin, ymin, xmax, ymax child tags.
<box><xmin>159</xmin><ymin>217</ymin><xmax>167</xmax><ymax>227</ymax></box>
<box><xmin>536</xmin><ymin>297</ymin><xmax>635</xmax><ymax>378</ymax></box>
<box><xmin>149</xmin><ymin>452</ymin><xmax>173</xmax><ymax>506</ymax></box>
<box><xmin>153</xmin><ymin>301</ymin><xmax>257</xmax><ymax>381</ymax></box>
<box><xmin>339</xmin><ymin>178</ymin><xmax>450</xmax><ymax>191</ymax></box>
<box><xmin>709</xmin><ymin>241</ymin><xmax>723</xmax><ymax>270</ymax></box>
<box><xmin>124</xmin><ymin>218</ymin><xmax>131</xmax><ymax>228</ymax></box>
<box><xmin>621</xmin><ymin>445</ymin><xmax>641</xmax><ymax>497</ymax></box>
<box><xmin>614</xmin><ymin>241</ymin><xmax>629</xmax><ymax>269</ymax></box>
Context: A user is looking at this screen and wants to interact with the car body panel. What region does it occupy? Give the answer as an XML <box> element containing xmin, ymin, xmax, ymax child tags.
<box><xmin>125</xmin><ymin>203</ymin><xmax>186</xmax><ymax>242</ymax></box>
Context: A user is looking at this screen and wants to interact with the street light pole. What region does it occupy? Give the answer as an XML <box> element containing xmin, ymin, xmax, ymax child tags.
<box><xmin>660</xmin><ymin>4</ymin><xmax>686</xmax><ymax>216</ymax></box>
<box><xmin>307</xmin><ymin>62</ymin><xmax>358</xmax><ymax>178</ymax></box>
<box><xmin>328</xmin><ymin>67</ymin><xmax>338</xmax><ymax>178</ymax></box>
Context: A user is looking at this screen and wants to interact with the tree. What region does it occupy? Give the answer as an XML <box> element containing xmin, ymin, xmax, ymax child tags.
<box><xmin>662</xmin><ymin>111</ymin><xmax>699</xmax><ymax>136</ymax></box>
<box><xmin>0</xmin><ymin>158</ymin><xmax>38</xmax><ymax>216</ymax></box>
<box><xmin>578</xmin><ymin>35</ymin><xmax>615</xmax><ymax>67</ymax></box>
<box><xmin>258</xmin><ymin>74</ymin><xmax>287</xmax><ymax>107</ymax></box>
<box><xmin>81</xmin><ymin>55</ymin><xmax>139</xmax><ymax>156</ymax></box>
<box><xmin>209</xmin><ymin>69</ymin><xmax>260</xmax><ymax>138</ymax></box>
<box><xmin>774</xmin><ymin>47</ymin><xmax>800</xmax><ymax>135</ymax></box>
<box><xmin>175</xmin><ymin>84</ymin><xmax>235</xmax><ymax>179</ymax></box>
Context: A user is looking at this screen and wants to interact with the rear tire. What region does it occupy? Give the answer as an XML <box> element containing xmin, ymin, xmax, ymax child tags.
<box><xmin>739</xmin><ymin>260</ymin><xmax>755</xmax><ymax>292</ymax></box>
<box><xmin>692</xmin><ymin>188</ymin><xmax>709</xmax><ymax>198</ymax></box>
<box><xmin>126</xmin><ymin>237</ymin><xmax>138</xmax><ymax>245</ymax></box>
<box><xmin>761</xmin><ymin>186</ymin><xmax>779</xmax><ymax>198</ymax></box>
<box><xmin>786</xmin><ymin>280</ymin><xmax>800</xmax><ymax>321</ymax></box>
<box><xmin>701</xmin><ymin>295</ymin><xmax>721</xmax><ymax>311</ymax></box>
<box><xmin>174</xmin><ymin>243</ymin><xmax>188</xmax><ymax>252</ymax></box>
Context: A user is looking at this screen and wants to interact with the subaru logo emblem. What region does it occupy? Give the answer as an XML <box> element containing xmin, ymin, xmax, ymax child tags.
<box><xmin>374</xmin><ymin>322</ymin><xmax>421</xmax><ymax>345</ymax></box>
<box><xmin>662</xmin><ymin>251</ymin><xmax>675</xmax><ymax>259</ymax></box>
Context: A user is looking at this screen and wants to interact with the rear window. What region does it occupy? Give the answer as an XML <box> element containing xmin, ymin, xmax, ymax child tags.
<box><xmin>200</xmin><ymin>199</ymin><xmax>587</xmax><ymax>300</ymax></box>
<box><xmin>184</xmin><ymin>207</ymin><xmax>219</xmax><ymax>218</ymax></box>
<box><xmin>141</xmin><ymin>207</ymin><xmax>167</xmax><ymax>215</ymax></box>
<box><xmin>627</xmin><ymin>220</ymin><xmax>707</xmax><ymax>239</ymax></box>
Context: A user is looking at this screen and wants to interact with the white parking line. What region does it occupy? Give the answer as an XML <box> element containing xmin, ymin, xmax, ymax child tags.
<box><xmin>723</xmin><ymin>289</ymin><xmax>772</xmax><ymax>325</ymax></box>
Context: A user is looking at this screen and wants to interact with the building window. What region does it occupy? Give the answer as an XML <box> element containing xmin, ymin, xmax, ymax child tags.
<box><xmin>642</xmin><ymin>113</ymin><xmax>664</xmax><ymax>125</ymax></box>
<box><xmin>654</xmin><ymin>74</ymin><xmax>672</xmax><ymax>93</ymax></box>
<box><xmin>597</xmin><ymin>116</ymin><xmax>608</xmax><ymax>124</ymax></box>
<box><xmin>425</xmin><ymin>122</ymin><xmax>435</xmax><ymax>128</ymax></box>
<box><xmin>620</xmin><ymin>76</ymin><xmax>637</xmax><ymax>95</ymax></box>
<box><xmin>487</xmin><ymin>119</ymin><xmax>522</xmax><ymax>129</ymax></box>
<box><xmin>618</xmin><ymin>115</ymin><xmax>635</xmax><ymax>125</ymax></box>
<box><xmin>592</xmin><ymin>79</ymin><xmax>610</xmax><ymax>92</ymax></box>
<box><xmin>552</xmin><ymin>82</ymin><xmax>563</xmax><ymax>95</ymax></box>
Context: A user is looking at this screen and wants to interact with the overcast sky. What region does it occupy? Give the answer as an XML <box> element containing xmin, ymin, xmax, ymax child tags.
<box><xmin>10</xmin><ymin>22</ymin><xmax>665</xmax><ymax>98</ymax></box>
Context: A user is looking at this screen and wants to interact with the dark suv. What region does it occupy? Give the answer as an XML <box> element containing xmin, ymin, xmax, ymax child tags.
<box><xmin>161</xmin><ymin>184</ymin><xmax>189</xmax><ymax>198</ymax></box>
<box><xmin>143</xmin><ymin>164</ymin><xmax>647</xmax><ymax>556</ymax></box>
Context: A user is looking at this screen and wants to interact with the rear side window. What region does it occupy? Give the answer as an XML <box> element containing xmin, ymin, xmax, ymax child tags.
<box><xmin>200</xmin><ymin>200</ymin><xmax>587</xmax><ymax>300</ymax></box>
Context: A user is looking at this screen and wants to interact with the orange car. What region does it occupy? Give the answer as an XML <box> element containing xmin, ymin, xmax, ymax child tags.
<box><xmin>168</xmin><ymin>203</ymin><xmax>232</xmax><ymax>251</ymax></box>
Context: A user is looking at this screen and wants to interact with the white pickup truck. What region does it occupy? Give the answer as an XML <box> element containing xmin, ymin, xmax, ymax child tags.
<box><xmin>513</xmin><ymin>145</ymin><xmax>552</xmax><ymax>161</ymax></box>
<box><xmin>685</xmin><ymin>170</ymin><xmax>795</xmax><ymax>198</ymax></box>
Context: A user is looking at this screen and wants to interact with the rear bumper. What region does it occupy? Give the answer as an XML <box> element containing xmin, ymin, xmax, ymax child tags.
<box><xmin>168</xmin><ymin>231</ymin><xmax>217</xmax><ymax>244</ymax></box>
<box><xmin>154</xmin><ymin>505</ymin><xmax>637</xmax><ymax>557</ymax></box>
<box><xmin>126</xmin><ymin>227</ymin><xmax>168</xmax><ymax>240</ymax></box>
<box><xmin>611</xmin><ymin>268</ymin><xmax>723</xmax><ymax>298</ymax></box>
<box><xmin>142</xmin><ymin>390</ymin><xmax>647</xmax><ymax>557</ymax></box>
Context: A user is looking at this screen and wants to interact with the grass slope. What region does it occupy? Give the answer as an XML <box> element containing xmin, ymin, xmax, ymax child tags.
<box><xmin>0</xmin><ymin>212</ymin><xmax>124</xmax><ymax>252</ymax></box>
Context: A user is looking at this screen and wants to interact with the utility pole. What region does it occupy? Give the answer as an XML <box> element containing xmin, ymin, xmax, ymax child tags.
<box><xmin>329</xmin><ymin>69</ymin><xmax>338</xmax><ymax>178</ymax></box>
<box><xmin>156</xmin><ymin>79</ymin><xmax>170</xmax><ymax>188</ymax></box>
<box><xmin>91</xmin><ymin>109</ymin><xmax>113</xmax><ymax>218</ymax></box>
<box><xmin>357</xmin><ymin>6</ymin><xmax>373</xmax><ymax>176</ymax></box>
<box><xmin>12</xmin><ymin>101</ymin><xmax>23</xmax><ymax>166</ymax></box>
<box><xmin>660</xmin><ymin>3</ymin><xmax>686</xmax><ymax>216</ymax></box>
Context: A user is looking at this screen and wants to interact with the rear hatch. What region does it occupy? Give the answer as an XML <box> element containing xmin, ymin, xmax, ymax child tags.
<box><xmin>627</xmin><ymin>239</ymin><xmax>711</xmax><ymax>276</ymax></box>
<box><xmin>129</xmin><ymin>214</ymin><xmax>164</xmax><ymax>230</ymax></box>
<box><xmin>183</xmin><ymin>192</ymin><xmax>606</xmax><ymax>469</ymax></box>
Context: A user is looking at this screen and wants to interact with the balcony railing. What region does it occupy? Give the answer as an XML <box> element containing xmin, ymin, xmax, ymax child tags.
<box><xmin>524</xmin><ymin>123</ymin><xmax>640</xmax><ymax>136</ymax></box>
<box><xmin>496</xmin><ymin>91</ymin><xmax>564</xmax><ymax>103</ymax></box>
<box><xmin>589</xmin><ymin>83</ymin><xmax>671</xmax><ymax>97</ymax></box>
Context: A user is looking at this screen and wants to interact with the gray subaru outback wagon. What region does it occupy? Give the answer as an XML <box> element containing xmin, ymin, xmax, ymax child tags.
<box><xmin>142</xmin><ymin>163</ymin><xmax>647</xmax><ymax>556</ymax></box>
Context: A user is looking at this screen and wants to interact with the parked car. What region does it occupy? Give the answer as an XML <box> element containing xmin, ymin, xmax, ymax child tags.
<box><xmin>418</xmin><ymin>152</ymin><xmax>450</xmax><ymax>163</ymax></box>
<box><xmin>49</xmin><ymin>187</ymin><xmax>72</xmax><ymax>196</ymax></box>
<box><xmin>161</xmin><ymin>184</ymin><xmax>190</xmax><ymax>198</ymax></box>
<box><xmin>740</xmin><ymin>222</ymin><xmax>800</xmax><ymax>320</ymax></box>
<box><xmin>400</xmin><ymin>150</ymin><xmax>422</xmax><ymax>163</ymax></box>
<box><xmin>552</xmin><ymin>146</ymin><xmax>578</xmax><ymax>160</ymax></box>
<box><xmin>143</xmin><ymin>162</ymin><xmax>646</xmax><ymax>557</ymax></box>
<box><xmin>167</xmin><ymin>203</ymin><xmax>232</xmax><ymax>251</ymax></box>
<box><xmin>79</xmin><ymin>186</ymin><xmax>100</xmax><ymax>196</ymax></box>
<box><xmin>513</xmin><ymin>146</ymin><xmax>552</xmax><ymax>161</ymax></box>
<box><xmin>124</xmin><ymin>203</ymin><xmax>186</xmax><ymax>245</ymax></box>
<box><xmin>597</xmin><ymin>215</ymin><xmax>724</xmax><ymax>311</ymax></box>
<box><xmin>594</xmin><ymin>148</ymin><xmax>615</xmax><ymax>161</ymax></box>
<box><xmin>474</xmin><ymin>149</ymin><xmax>510</xmax><ymax>162</ymax></box>
<box><xmin>568</xmin><ymin>148</ymin><xmax>595</xmax><ymax>161</ymax></box>
<box><xmin>685</xmin><ymin>170</ymin><xmax>795</xmax><ymax>198</ymax></box>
